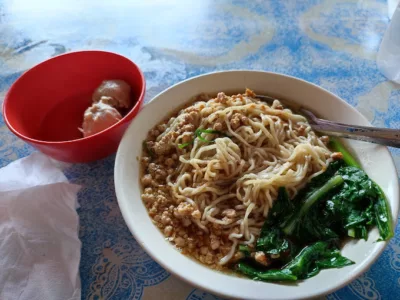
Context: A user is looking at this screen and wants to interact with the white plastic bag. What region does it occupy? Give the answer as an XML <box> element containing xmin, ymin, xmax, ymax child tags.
<box><xmin>377</xmin><ymin>1</ymin><xmax>400</xmax><ymax>83</ymax></box>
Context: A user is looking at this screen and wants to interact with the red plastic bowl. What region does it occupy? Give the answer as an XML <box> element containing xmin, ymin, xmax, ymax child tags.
<box><xmin>3</xmin><ymin>50</ymin><xmax>145</xmax><ymax>163</ymax></box>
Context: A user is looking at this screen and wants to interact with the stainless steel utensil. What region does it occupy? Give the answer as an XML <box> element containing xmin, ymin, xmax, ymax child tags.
<box><xmin>256</xmin><ymin>94</ymin><xmax>400</xmax><ymax>148</ymax></box>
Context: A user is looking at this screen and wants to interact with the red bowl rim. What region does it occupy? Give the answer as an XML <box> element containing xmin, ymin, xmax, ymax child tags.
<box><xmin>2</xmin><ymin>50</ymin><xmax>146</xmax><ymax>145</ymax></box>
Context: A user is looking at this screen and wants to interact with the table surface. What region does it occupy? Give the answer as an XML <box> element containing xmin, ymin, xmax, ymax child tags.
<box><xmin>1</xmin><ymin>0</ymin><xmax>400</xmax><ymax>299</ymax></box>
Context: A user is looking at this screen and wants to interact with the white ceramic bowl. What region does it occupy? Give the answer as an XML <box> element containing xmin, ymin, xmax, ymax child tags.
<box><xmin>115</xmin><ymin>71</ymin><xmax>399</xmax><ymax>300</ymax></box>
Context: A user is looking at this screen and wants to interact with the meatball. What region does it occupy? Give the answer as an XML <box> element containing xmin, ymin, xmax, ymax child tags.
<box><xmin>92</xmin><ymin>79</ymin><xmax>131</xmax><ymax>109</ymax></box>
<box><xmin>81</xmin><ymin>101</ymin><xmax>122</xmax><ymax>137</ymax></box>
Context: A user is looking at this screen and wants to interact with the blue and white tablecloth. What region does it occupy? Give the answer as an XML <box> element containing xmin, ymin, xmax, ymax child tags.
<box><xmin>0</xmin><ymin>1</ymin><xmax>399</xmax><ymax>299</ymax></box>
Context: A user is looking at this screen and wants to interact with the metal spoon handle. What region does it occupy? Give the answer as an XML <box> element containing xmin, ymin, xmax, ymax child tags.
<box><xmin>300</xmin><ymin>109</ymin><xmax>400</xmax><ymax>148</ymax></box>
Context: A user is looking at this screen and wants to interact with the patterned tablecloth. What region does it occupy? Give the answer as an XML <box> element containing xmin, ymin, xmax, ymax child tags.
<box><xmin>1</xmin><ymin>0</ymin><xmax>399</xmax><ymax>299</ymax></box>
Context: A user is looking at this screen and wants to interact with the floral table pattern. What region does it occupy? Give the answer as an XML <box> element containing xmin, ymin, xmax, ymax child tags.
<box><xmin>0</xmin><ymin>0</ymin><xmax>399</xmax><ymax>299</ymax></box>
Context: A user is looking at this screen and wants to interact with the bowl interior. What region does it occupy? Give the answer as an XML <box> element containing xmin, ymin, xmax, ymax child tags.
<box><xmin>4</xmin><ymin>51</ymin><xmax>144</xmax><ymax>142</ymax></box>
<box><xmin>115</xmin><ymin>71</ymin><xmax>399</xmax><ymax>300</ymax></box>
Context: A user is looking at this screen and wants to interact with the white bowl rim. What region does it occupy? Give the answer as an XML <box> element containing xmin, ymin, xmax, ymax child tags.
<box><xmin>115</xmin><ymin>70</ymin><xmax>399</xmax><ymax>300</ymax></box>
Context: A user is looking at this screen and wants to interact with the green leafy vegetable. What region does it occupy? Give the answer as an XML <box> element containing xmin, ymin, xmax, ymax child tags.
<box><xmin>373</xmin><ymin>184</ymin><xmax>394</xmax><ymax>240</ymax></box>
<box><xmin>288</xmin><ymin>161</ymin><xmax>346</xmax><ymax>242</ymax></box>
<box><xmin>287</xmin><ymin>160</ymin><xmax>344</xmax><ymax>213</ymax></box>
<box><xmin>328</xmin><ymin>138</ymin><xmax>361</xmax><ymax>168</ymax></box>
<box><xmin>257</xmin><ymin>227</ymin><xmax>290</xmax><ymax>256</ymax></box>
<box><xmin>293</xmin><ymin>207</ymin><xmax>339</xmax><ymax>243</ymax></box>
<box><xmin>195</xmin><ymin>128</ymin><xmax>225</xmax><ymax>142</ymax></box>
<box><xmin>347</xmin><ymin>226</ymin><xmax>368</xmax><ymax>240</ymax></box>
<box><xmin>178</xmin><ymin>142</ymin><xmax>192</xmax><ymax>149</ymax></box>
<box><xmin>321</xmin><ymin>166</ymin><xmax>393</xmax><ymax>240</ymax></box>
<box><xmin>177</xmin><ymin>128</ymin><xmax>227</xmax><ymax>149</ymax></box>
<box><xmin>257</xmin><ymin>188</ymin><xmax>294</xmax><ymax>257</ymax></box>
<box><xmin>283</xmin><ymin>175</ymin><xmax>344</xmax><ymax>235</ymax></box>
<box><xmin>337</xmin><ymin>167</ymin><xmax>377</xmax><ymax>203</ymax></box>
<box><xmin>237</xmin><ymin>242</ymin><xmax>354</xmax><ymax>281</ymax></box>
<box><xmin>315</xmin><ymin>254</ymin><xmax>355</xmax><ymax>269</ymax></box>
<box><xmin>236</xmin><ymin>263</ymin><xmax>298</xmax><ymax>282</ymax></box>
<box><xmin>267</xmin><ymin>187</ymin><xmax>294</xmax><ymax>224</ymax></box>
<box><xmin>282</xmin><ymin>158</ymin><xmax>393</xmax><ymax>242</ymax></box>
<box><xmin>239</xmin><ymin>245</ymin><xmax>251</xmax><ymax>257</ymax></box>
<box><xmin>283</xmin><ymin>241</ymin><xmax>354</xmax><ymax>279</ymax></box>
